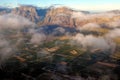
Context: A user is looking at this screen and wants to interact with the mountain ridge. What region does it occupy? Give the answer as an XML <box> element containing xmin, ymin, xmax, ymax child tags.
<box><xmin>0</xmin><ymin>5</ymin><xmax>120</xmax><ymax>28</ymax></box>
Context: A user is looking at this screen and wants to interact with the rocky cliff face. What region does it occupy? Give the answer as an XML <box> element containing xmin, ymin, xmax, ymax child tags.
<box><xmin>11</xmin><ymin>6</ymin><xmax>40</xmax><ymax>22</ymax></box>
<box><xmin>43</xmin><ymin>7</ymin><xmax>75</xmax><ymax>27</ymax></box>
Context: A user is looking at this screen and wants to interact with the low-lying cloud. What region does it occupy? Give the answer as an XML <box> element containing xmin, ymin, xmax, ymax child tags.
<box><xmin>0</xmin><ymin>14</ymin><xmax>35</xmax><ymax>30</ymax></box>
<box><xmin>30</xmin><ymin>33</ymin><xmax>46</xmax><ymax>44</ymax></box>
<box><xmin>72</xmin><ymin>34</ymin><xmax>109</xmax><ymax>50</ymax></box>
<box><xmin>106</xmin><ymin>28</ymin><xmax>120</xmax><ymax>39</ymax></box>
<box><xmin>0</xmin><ymin>36</ymin><xmax>13</xmax><ymax>65</ymax></box>
<box><xmin>0</xmin><ymin>14</ymin><xmax>44</xmax><ymax>65</ymax></box>
<box><xmin>78</xmin><ymin>23</ymin><xmax>101</xmax><ymax>31</ymax></box>
<box><xmin>71</xmin><ymin>33</ymin><xmax>116</xmax><ymax>53</ymax></box>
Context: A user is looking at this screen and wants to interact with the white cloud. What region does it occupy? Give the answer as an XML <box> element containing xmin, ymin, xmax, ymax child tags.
<box><xmin>72</xmin><ymin>34</ymin><xmax>110</xmax><ymax>50</ymax></box>
<box><xmin>106</xmin><ymin>28</ymin><xmax>120</xmax><ymax>39</ymax></box>
<box><xmin>78</xmin><ymin>23</ymin><xmax>101</xmax><ymax>31</ymax></box>
<box><xmin>0</xmin><ymin>14</ymin><xmax>35</xmax><ymax>30</ymax></box>
<box><xmin>30</xmin><ymin>33</ymin><xmax>46</xmax><ymax>44</ymax></box>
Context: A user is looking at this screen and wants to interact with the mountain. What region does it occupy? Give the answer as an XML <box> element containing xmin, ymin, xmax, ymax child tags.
<box><xmin>11</xmin><ymin>5</ymin><xmax>49</xmax><ymax>22</ymax></box>
<box><xmin>39</xmin><ymin>6</ymin><xmax>90</xmax><ymax>27</ymax></box>
<box><xmin>0</xmin><ymin>5</ymin><xmax>120</xmax><ymax>28</ymax></box>
<box><xmin>42</xmin><ymin>7</ymin><xmax>76</xmax><ymax>27</ymax></box>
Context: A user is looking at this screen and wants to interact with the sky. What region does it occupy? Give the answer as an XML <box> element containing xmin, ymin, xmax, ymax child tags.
<box><xmin>0</xmin><ymin>0</ymin><xmax>120</xmax><ymax>11</ymax></box>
